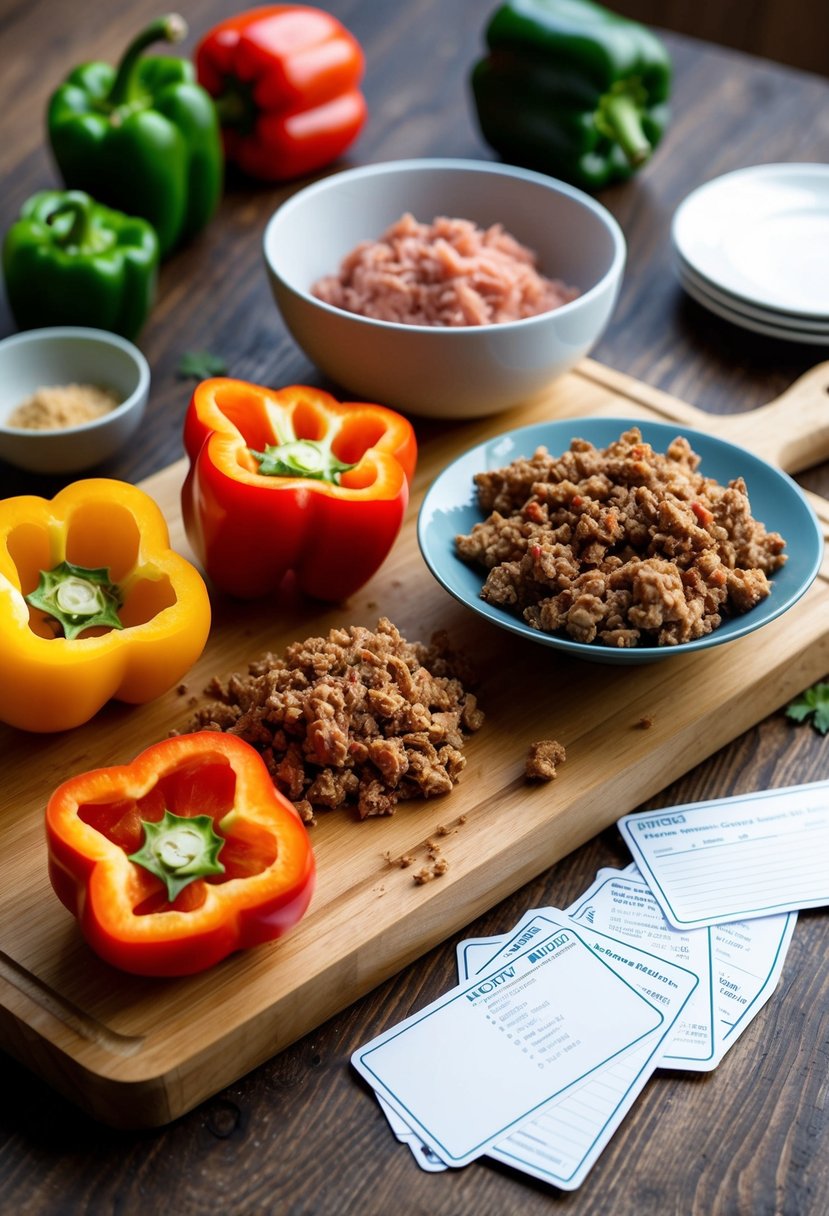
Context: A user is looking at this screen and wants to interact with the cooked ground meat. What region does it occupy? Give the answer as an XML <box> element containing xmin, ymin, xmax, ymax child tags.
<box><xmin>525</xmin><ymin>739</ymin><xmax>566</xmax><ymax>781</ymax></box>
<box><xmin>183</xmin><ymin>618</ymin><xmax>483</xmax><ymax>821</ymax></box>
<box><xmin>312</xmin><ymin>212</ymin><xmax>578</xmax><ymax>326</ymax></box>
<box><xmin>456</xmin><ymin>428</ymin><xmax>786</xmax><ymax>648</ymax></box>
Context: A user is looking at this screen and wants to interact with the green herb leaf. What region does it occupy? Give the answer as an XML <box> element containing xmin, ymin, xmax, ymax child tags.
<box><xmin>785</xmin><ymin>681</ymin><xmax>829</xmax><ymax>735</ymax></box>
<box><xmin>128</xmin><ymin>809</ymin><xmax>225</xmax><ymax>902</ymax></box>
<box><xmin>177</xmin><ymin>350</ymin><xmax>228</xmax><ymax>380</ymax></box>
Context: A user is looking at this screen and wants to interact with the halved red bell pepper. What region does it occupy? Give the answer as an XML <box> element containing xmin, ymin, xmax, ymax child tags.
<box><xmin>46</xmin><ymin>732</ymin><xmax>316</xmax><ymax>976</ymax></box>
<box><xmin>181</xmin><ymin>378</ymin><xmax>417</xmax><ymax>600</ymax></box>
<box><xmin>194</xmin><ymin>5</ymin><xmax>366</xmax><ymax>181</ymax></box>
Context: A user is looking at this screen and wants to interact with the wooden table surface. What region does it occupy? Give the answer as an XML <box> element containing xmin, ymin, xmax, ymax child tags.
<box><xmin>1</xmin><ymin>2</ymin><xmax>827</xmax><ymax>1212</ymax></box>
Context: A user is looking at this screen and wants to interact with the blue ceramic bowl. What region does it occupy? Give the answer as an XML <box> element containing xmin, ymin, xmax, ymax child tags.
<box><xmin>417</xmin><ymin>417</ymin><xmax>823</xmax><ymax>665</ymax></box>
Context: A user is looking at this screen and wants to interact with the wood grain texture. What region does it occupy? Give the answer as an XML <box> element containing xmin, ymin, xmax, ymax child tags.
<box><xmin>612</xmin><ymin>0</ymin><xmax>829</xmax><ymax>78</ymax></box>
<box><xmin>1</xmin><ymin>1</ymin><xmax>828</xmax><ymax>1211</ymax></box>
<box><xmin>2</xmin><ymin>361</ymin><xmax>828</xmax><ymax>1130</ymax></box>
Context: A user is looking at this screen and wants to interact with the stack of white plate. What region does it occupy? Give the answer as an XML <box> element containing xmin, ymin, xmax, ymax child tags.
<box><xmin>671</xmin><ymin>163</ymin><xmax>829</xmax><ymax>345</ymax></box>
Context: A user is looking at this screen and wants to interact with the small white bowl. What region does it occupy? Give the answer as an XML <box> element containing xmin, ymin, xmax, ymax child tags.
<box><xmin>0</xmin><ymin>327</ymin><xmax>150</xmax><ymax>474</ymax></box>
<box><xmin>263</xmin><ymin>158</ymin><xmax>625</xmax><ymax>419</ymax></box>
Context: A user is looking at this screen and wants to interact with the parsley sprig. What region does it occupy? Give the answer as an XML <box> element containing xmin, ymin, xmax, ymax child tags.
<box><xmin>785</xmin><ymin>680</ymin><xmax>829</xmax><ymax>736</ymax></box>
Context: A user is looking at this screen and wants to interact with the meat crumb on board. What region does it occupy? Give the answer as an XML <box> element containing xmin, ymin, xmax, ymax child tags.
<box><xmin>382</xmin><ymin>811</ymin><xmax>468</xmax><ymax>882</ymax></box>
<box><xmin>525</xmin><ymin>739</ymin><xmax>566</xmax><ymax>781</ymax></box>
<box><xmin>413</xmin><ymin>857</ymin><xmax>450</xmax><ymax>884</ymax></box>
<box><xmin>183</xmin><ymin>618</ymin><xmax>483</xmax><ymax>822</ymax></box>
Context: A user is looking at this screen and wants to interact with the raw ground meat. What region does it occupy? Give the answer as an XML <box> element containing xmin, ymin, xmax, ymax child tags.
<box><xmin>183</xmin><ymin>618</ymin><xmax>483</xmax><ymax>822</ymax></box>
<box><xmin>455</xmin><ymin>428</ymin><xmax>787</xmax><ymax>648</ymax></box>
<box><xmin>311</xmin><ymin>212</ymin><xmax>579</xmax><ymax>326</ymax></box>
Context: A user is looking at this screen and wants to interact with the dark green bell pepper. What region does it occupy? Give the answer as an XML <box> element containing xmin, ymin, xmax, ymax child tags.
<box><xmin>471</xmin><ymin>0</ymin><xmax>672</xmax><ymax>191</ymax></box>
<box><xmin>47</xmin><ymin>14</ymin><xmax>223</xmax><ymax>257</ymax></box>
<box><xmin>2</xmin><ymin>190</ymin><xmax>159</xmax><ymax>340</ymax></box>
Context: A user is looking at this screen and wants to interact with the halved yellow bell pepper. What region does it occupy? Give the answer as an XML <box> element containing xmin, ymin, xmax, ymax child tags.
<box><xmin>0</xmin><ymin>479</ymin><xmax>211</xmax><ymax>733</ymax></box>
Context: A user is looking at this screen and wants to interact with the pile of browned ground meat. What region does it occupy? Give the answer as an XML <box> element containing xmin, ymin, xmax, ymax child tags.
<box><xmin>185</xmin><ymin>618</ymin><xmax>483</xmax><ymax>822</ymax></box>
<box><xmin>311</xmin><ymin>212</ymin><xmax>579</xmax><ymax>326</ymax></box>
<box><xmin>455</xmin><ymin>428</ymin><xmax>787</xmax><ymax>648</ymax></box>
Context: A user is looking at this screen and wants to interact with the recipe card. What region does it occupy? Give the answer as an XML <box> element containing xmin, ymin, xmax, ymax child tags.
<box><xmin>565</xmin><ymin>871</ymin><xmax>717</xmax><ymax>1069</ymax></box>
<box><xmin>353</xmin><ymin>917</ymin><xmax>665</xmax><ymax>1168</ymax></box>
<box><xmin>459</xmin><ymin>914</ymin><xmax>698</xmax><ymax>1189</ymax></box>
<box><xmin>713</xmin><ymin>912</ymin><xmax>797</xmax><ymax>1052</ymax></box>
<box><xmin>618</xmin><ymin>780</ymin><xmax>829</xmax><ymax>928</ymax></box>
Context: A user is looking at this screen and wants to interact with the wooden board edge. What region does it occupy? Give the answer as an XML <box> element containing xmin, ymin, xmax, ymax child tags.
<box><xmin>3</xmin><ymin>599</ymin><xmax>828</xmax><ymax>1127</ymax></box>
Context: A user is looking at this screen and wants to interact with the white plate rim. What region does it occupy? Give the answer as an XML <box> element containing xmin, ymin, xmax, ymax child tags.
<box><xmin>677</xmin><ymin>268</ymin><xmax>829</xmax><ymax>345</ymax></box>
<box><xmin>671</xmin><ymin>163</ymin><xmax>829</xmax><ymax>320</ymax></box>
<box><xmin>674</xmin><ymin>252</ymin><xmax>829</xmax><ymax>332</ymax></box>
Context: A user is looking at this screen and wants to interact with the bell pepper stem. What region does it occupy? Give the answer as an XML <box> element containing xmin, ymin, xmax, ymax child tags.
<box><xmin>251</xmin><ymin>439</ymin><xmax>357</xmax><ymax>482</ymax></box>
<box><xmin>213</xmin><ymin>89</ymin><xmax>251</xmax><ymax>131</ymax></box>
<box><xmin>45</xmin><ymin>194</ymin><xmax>94</xmax><ymax>249</ymax></box>
<box><xmin>598</xmin><ymin>90</ymin><xmax>653</xmax><ymax>167</ymax></box>
<box><xmin>107</xmin><ymin>14</ymin><xmax>188</xmax><ymax>108</ymax></box>
<box><xmin>129</xmin><ymin>809</ymin><xmax>225</xmax><ymax>903</ymax></box>
<box><xmin>25</xmin><ymin>561</ymin><xmax>123</xmax><ymax>641</ymax></box>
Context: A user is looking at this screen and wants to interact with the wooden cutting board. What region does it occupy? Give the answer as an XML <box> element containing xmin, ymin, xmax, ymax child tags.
<box><xmin>2</xmin><ymin>359</ymin><xmax>829</xmax><ymax>1128</ymax></box>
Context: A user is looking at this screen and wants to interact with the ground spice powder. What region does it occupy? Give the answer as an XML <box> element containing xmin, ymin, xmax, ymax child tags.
<box><xmin>7</xmin><ymin>383</ymin><xmax>119</xmax><ymax>430</ymax></box>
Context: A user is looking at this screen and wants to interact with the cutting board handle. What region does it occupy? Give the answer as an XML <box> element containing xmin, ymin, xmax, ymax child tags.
<box><xmin>715</xmin><ymin>361</ymin><xmax>829</xmax><ymax>474</ymax></box>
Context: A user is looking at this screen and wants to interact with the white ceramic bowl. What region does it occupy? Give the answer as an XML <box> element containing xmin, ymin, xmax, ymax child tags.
<box><xmin>0</xmin><ymin>327</ymin><xmax>150</xmax><ymax>474</ymax></box>
<box><xmin>263</xmin><ymin>158</ymin><xmax>626</xmax><ymax>419</ymax></box>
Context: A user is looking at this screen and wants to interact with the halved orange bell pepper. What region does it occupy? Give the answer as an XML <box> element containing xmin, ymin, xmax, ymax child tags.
<box><xmin>46</xmin><ymin>732</ymin><xmax>316</xmax><ymax>976</ymax></box>
<box><xmin>0</xmin><ymin>479</ymin><xmax>211</xmax><ymax>733</ymax></box>
<box><xmin>182</xmin><ymin>378</ymin><xmax>417</xmax><ymax>600</ymax></box>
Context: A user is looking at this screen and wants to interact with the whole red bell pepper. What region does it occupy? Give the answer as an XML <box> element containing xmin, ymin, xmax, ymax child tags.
<box><xmin>194</xmin><ymin>5</ymin><xmax>366</xmax><ymax>181</ymax></box>
<box><xmin>46</xmin><ymin>732</ymin><xmax>316</xmax><ymax>976</ymax></box>
<box><xmin>182</xmin><ymin>378</ymin><xmax>417</xmax><ymax>600</ymax></box>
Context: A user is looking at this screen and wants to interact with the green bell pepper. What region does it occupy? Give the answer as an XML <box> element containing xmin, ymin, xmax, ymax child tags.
<box><xmin>47</xmin><ymin>14</ymin><xmax>223</xmax><ymax>257</ymax></box>
<box><xmin>2</xmin><ymin>190</ymin><xmax>159</xmax><ymax>340</ymax></box>
<box><xmin>471</xmin><ymin>0</ymin><xmax>672</xmax><ymax>191</ymax></box>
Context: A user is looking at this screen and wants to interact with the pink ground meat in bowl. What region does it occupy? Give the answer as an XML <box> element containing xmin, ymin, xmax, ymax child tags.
<box><xmin>311</xmin><ymin>212</ymin><xmax>579</xmax><ymax>327</ymax></box>
<box><xmin>263</xmin><ymin>158</ymin><xmax>626</xmax><ymax>418</ymax></box>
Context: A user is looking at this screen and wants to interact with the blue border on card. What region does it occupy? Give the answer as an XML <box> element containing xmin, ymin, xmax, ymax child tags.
<box><xmin>618</xmin><ymin>782</ymin><xmax>829</xmax><ymax>927</ymax></box>
<box><xmin>566</xmin><ymin>875</ymin><xmax>717</xmax><ymax>1065</ymax></box>
<box><xmin>356</xmin><ymin>925</ymin><xmax>664</xmax><ymax>1166</ymax></box>
<box><xmin>478</xmin><ymin>920</ymin><xmax>698</xmax><ymax>1187</ymax></box>
<box><xmin>718</xmin><ymin>912</ymin><xmax>797</xmax><ymax>1041</ymax></box>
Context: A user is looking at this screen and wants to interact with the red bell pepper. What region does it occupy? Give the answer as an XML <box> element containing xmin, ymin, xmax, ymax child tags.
<box><xmin>181</xmin><ymin>378</ymin><xmax>417</xmax><ymax>600</ymax></box>
<box><xmin>194</xmin><ymin>5</ymin><xmax>366</xmax><ymax>181</ymax></box>
<box><xmin>46</xmin><ymin>732</ymin><xmax>316</xmax><ymax>976</ymax></box>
